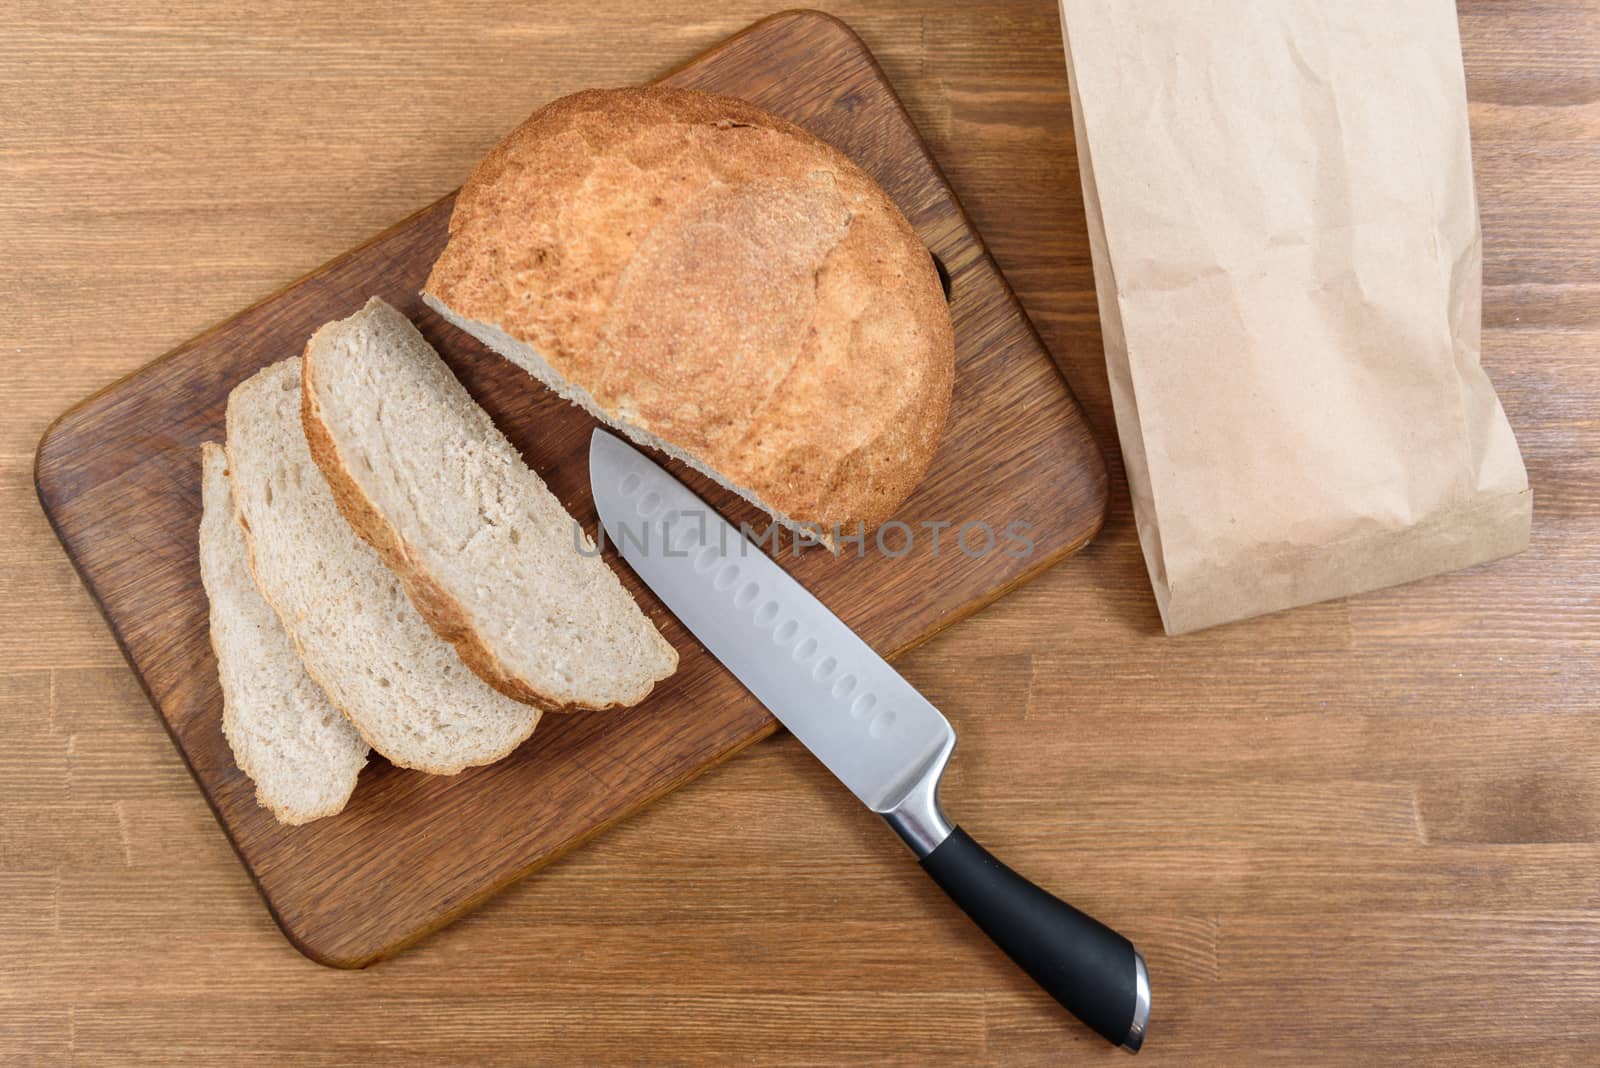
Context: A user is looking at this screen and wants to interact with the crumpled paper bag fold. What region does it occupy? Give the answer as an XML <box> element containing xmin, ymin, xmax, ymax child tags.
<box><xmin>1057</xmin><ymin>0</ymin><xmax>1531</xmax><ymax>634</ymax></box>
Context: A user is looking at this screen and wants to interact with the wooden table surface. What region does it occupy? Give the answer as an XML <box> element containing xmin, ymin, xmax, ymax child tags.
<box><xmin>3</xmin><ymin>1</ymin><xmax>1596</xmax><ymax>1063</ymax></box>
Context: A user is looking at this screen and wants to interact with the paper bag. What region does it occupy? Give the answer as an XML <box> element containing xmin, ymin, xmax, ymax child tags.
<box><xmin>1057</xmin><ymin>0</ymin><xmax>1532</xmax><ymax>634</ymax></box>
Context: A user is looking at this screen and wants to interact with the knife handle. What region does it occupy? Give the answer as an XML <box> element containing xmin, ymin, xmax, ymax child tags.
<box><xmin>920</xmin><ymin>826</ymin><xmax>1149</xmax><ymax>1051</ymax></box>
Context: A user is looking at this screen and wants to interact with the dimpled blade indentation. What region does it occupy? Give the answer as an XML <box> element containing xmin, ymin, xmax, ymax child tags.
<box><xmin>597</xmin><ymin>442</ymin><xmax>951</xmax><ymax>812</ymax></box>
<box><xmin>656</xmin><ymin>494</ymin><xmax>909</xmax><ymax>756</ymax></box>
<box><xmin>868</xmin><ymin>708</ymin><xmax>897</xmax><ymax>738</ymax></box>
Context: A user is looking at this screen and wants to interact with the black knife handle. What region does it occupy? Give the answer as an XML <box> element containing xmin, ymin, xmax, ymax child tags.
<box><xmin>921</xmin><ymin>826</ymin><xmax>1148</xmax><ymax>1050</ymax></box>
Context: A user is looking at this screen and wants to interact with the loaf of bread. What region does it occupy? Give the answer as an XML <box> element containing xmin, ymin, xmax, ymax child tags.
<box><xmin>301</xmin><ymin>297</ymin><xmax>677</xmax><ymax>711</ymax></box>
<box><xmin>198</xmin><ymin>442</ymin><xmax>367</xmax><ymax>824</ymax></box>
<box><xmin>225</xmin><ymin>358</ymin><xmax>541</xmax><ymax>774</ymax></box>
<box><xmin>423</xmin><ymin>86</ymin><xmax>955</xmax><ymax>546</ymax></box>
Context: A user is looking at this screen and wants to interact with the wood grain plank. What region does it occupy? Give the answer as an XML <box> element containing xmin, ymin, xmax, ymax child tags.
<box><xmin>5</xmin><ymin>0</ymin><xmax>1599</xmax><ymax>1061</ymax></box>
<box><xmin>29</xmin><ymin>11</ymin><xmax>1108</xmax><ymax>970</ymax></box>
<box><xmin>0</xmin><ymin>459</ymin><xmax>129</xmax><ymax>671</ymax></box>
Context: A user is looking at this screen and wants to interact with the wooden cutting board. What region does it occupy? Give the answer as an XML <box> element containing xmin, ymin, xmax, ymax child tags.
<box><xmin>34</xmin><ymin>9</ymin><xmax>1107</xmax><ymax>969</ymax></box>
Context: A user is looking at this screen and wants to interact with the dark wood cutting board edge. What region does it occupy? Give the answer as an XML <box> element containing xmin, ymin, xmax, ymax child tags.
<box><xmin>35</xmin><ymin>9</ymin><xmax>1108</xmax><ymax>968</ymax></box>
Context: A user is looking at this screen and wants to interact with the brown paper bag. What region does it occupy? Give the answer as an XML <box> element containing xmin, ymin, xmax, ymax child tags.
<box><xmin>1057</xmin><ymin>0</ymin><xmax>1531</xmax><ymax>634</ymax></box>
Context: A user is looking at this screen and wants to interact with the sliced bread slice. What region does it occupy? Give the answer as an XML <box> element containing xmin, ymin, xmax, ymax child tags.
<box><xmin>225</xmin><ymin>358</ymin><xmax>541</xmax><ymax>774</ymax></box>
<box><xmin>301</xmin><ymin>297</ymin><xmax>677</xmax><ymax>711</ymax></box>
<box><xmin>198</xmin><ymin>442</ymin><xmax>367</xmax><ymax>824</ymax></box>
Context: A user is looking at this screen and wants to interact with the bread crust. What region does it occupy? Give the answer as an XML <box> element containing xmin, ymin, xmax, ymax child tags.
<box><xmin>423</xmin><ymin>86</ymin><xmax>954</xmax><ymax>539</ymax></box>
<box><xmin>300</xmin><ymin>336</ymin><xmax>670</xmax><ymax>715</ymax></box>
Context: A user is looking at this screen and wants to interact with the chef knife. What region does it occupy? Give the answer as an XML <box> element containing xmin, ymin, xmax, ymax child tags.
<box><xmin>588</xmin><ymin>429</ymin><xmax>1150</xmax><ymax>1051</ymax></box>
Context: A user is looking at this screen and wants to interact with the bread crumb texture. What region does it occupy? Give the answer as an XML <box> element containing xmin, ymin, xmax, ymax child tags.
<box><xmin>225</xmin><ymin>358</ymin><xmax>541</xmax><ymax>774</ymax></box>
<box><xmin>198</xmin><ymin>442</ymin><xmax>368</xmax><ymax>823</ymax></box>
<box><xmin>301</xmin><ymin>298</ymin><xmax>677</xmax><ymax>713</ymax></box>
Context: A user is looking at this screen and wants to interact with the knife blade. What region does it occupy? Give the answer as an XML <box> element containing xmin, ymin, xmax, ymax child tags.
<box><xmin>589</xmin><ymin>429</ymin><xmax>1150</xmax><ymax>1051</ymax></box>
